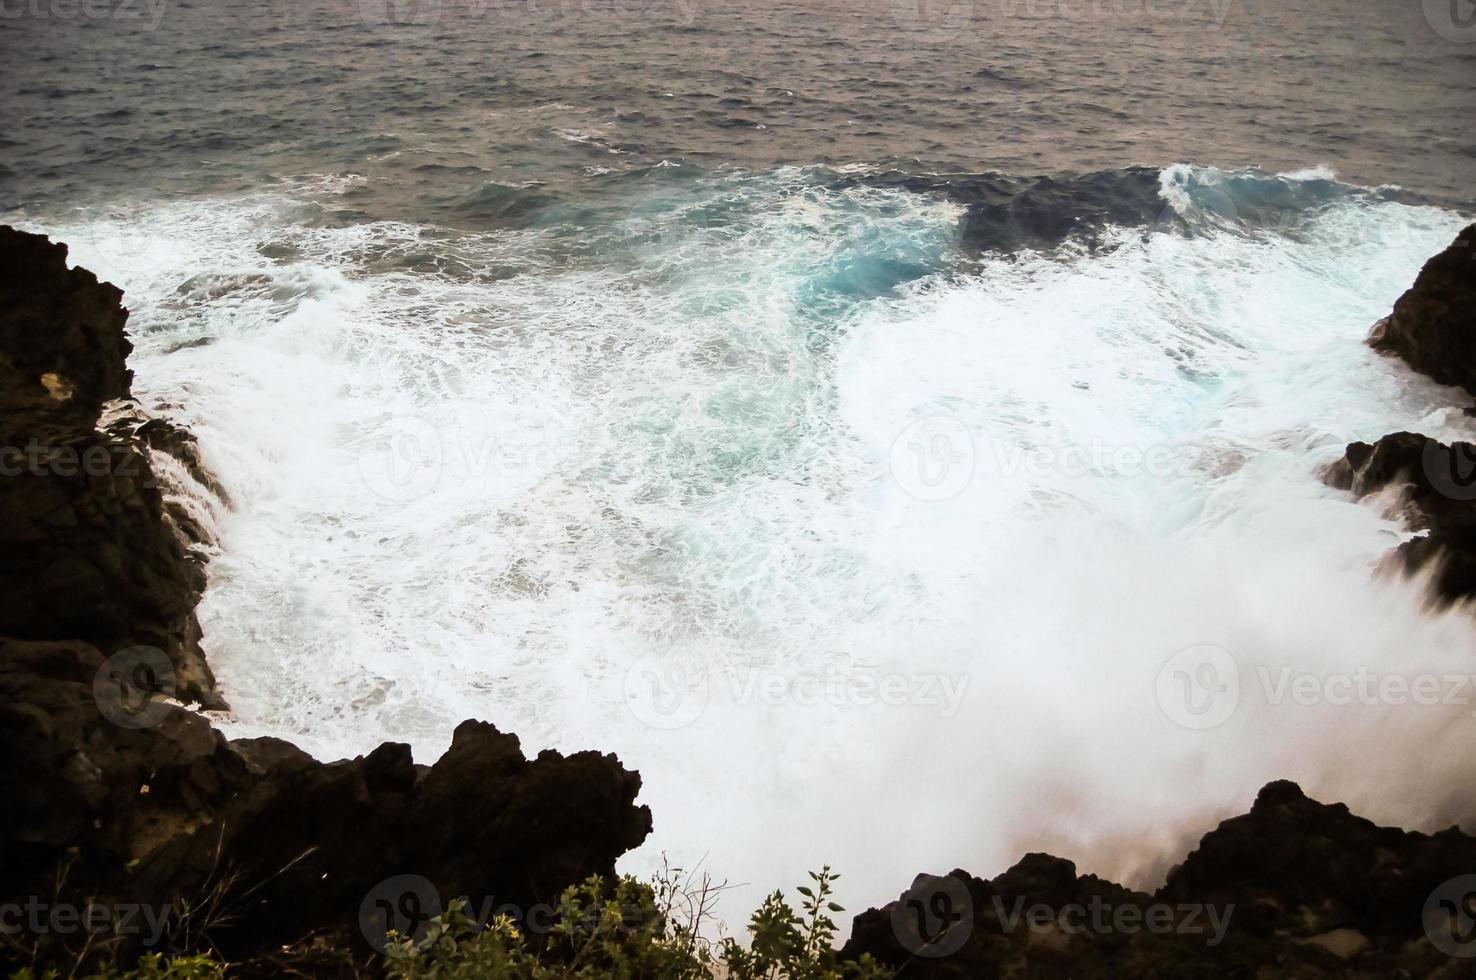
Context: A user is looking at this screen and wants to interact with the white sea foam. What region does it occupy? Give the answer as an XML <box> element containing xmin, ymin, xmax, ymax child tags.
<box><xmin>28</xmin><ymin>168</ymin><xmax>1476</xmax><ymax>927</ymax></box>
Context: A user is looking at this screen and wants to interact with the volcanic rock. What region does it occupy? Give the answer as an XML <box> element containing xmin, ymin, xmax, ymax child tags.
<box><xmin>842</xmin><ymin>781</ymin><xmax>1476</xmax><ymax>978</ymax></box>
<box><xmin>1369</xmin><ymin>223</ymin><xmax>1476</xmax><ymax>395</ymax></box>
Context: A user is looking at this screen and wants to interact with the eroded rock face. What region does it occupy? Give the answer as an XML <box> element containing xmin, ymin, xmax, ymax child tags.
<box><xmin>1325</xmin><ymin>432</ymin><xmax>1476</xmax><ymax>603</ymax></box>
<box><xmin>1369</xmin><ymin>223</ymin><xmax>1476</xmax><ymax>394</ymax></box>
<box><xmin>0</xmin><ymin>225</ymin><xmax>219</xmax><ymax>704</ymax></box>
<box><xmin>0</xmin><ymin>226</ymin><xmax>132</xmax><ymax>426</ymax></box>
<box><xmin>842</xmin><ymin>782</ymin><xmax>1476</xmax><ymax>978</ymax></box>
<box><xmin>1159</xmin><ymin>781</ymin><xmax>1475</xmax><ymax>951</ymax></box>
<box><xmin>1326</xmin><ymin>225</ymin><xmax>1476</xmax><ymax>606</ymax></box>
<box><xmin>0</xmin><ymin>227</ymin><xmax>655</xmax><ymax>973</ymax></box>
<box><xmin>0</xmin><ymin>635</ymin><xmax>653</xmax><ymax>968</ymax></box>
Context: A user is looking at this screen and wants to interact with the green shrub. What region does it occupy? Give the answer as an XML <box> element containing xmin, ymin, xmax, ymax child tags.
<box><xmin>383</xmin><ymin>868</ymin><xmax>889</xmax><ymax>980</ymax></box>
<box><xmin>9</xmin><ymin>868</ymin><xmax>889</xmax><ymax>980</ymax></box>
<box><xmin>9</xmin><ymin>952</ymin><xmax>225</xmax><ymax>980</ymax></box>
<box><xmin>718</xmin><ymin>869</ymin><xmax>888</xmax><ymax>980</ymax></box>
<box><xmin>382</xmin><ymin>874</ymin><xmax>708</xmax><ymax>980</ymax></box>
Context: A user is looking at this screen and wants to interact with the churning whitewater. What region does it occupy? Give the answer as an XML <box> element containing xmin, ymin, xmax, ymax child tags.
<box><xmin>35</xmin><ymin>164</ymin><xmax>1476</xmax><ymax>921</ymax></box>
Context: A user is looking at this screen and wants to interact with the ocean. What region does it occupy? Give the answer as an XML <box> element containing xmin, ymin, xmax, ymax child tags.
<box><xmin>3</xmin><ymin>0</ymin><xmax>1475</xmax><ymax>925</ymax></box>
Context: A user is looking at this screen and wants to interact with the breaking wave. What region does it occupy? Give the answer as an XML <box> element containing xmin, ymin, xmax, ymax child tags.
<box><xmin>18</xmin><ymin>162</ymin><xmax>1476</xmax><ymax>923</ymax></box>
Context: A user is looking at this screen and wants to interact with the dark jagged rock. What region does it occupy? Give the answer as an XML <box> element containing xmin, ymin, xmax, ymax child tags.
<box><xmin>1369</xmin><ymin>223</ymin><xmax>1476</xmax><ymax>395</ymax></box>
<box><xmin>842</xmin><ymin>854</ymin><xmax>1164</xmax><ymax>980</ymax></box>
<box><xmin>0</xmin><ymin>226</ymin><xmax>654</xmax><ymax>974</ymax></box>
<box><xmin>1329</xmin><ymin>226</ymin><xmax>1476</xmax><ymax>605</ymax></box>
<box><xmin>0</xmin><ymin>635</ymin><xmax>653</xmax><ymax>968</ymax></box>
<box><xmin>1159</xmin><ymin>781</ymin><xmax>1476</xmax><ymax>951</ymax></box>
<box><xmin>1325</xmin><ymin>432</ymin><xmax>1476</xmax><ymax>604</ymax></box>
<box><xmin>0</xmin><ymin>225</ymin><xmax>132</xmax><ymax>430</ymax></box>
<box><xmin>846</xmin><ymin>167</ymin><xmax>1167</xmax><ymax>254</ymax></box>
<box><xmin>842</xmin><ymin>782</ymin><xmax>1476</xmax><ymax>978</ymax></box>
<box><xmin>0</xmin><ymin>638</ymin><xmax>250</xmax><ymax>899</ymax></box>
<box><xmin>0</xmin><ymin>225</ymin><xmax>219</xmax><ymax>705</ymax></box>
<box><xmin>851</xmin><ymin>166</ymin><xmax>1426</xmax><ymax>258</ymax></box>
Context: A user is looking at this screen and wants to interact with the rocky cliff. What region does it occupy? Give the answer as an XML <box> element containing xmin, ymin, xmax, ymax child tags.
<box><xmin>842</xmin><ymin>781</ymin><xmax>1476</xmax><ymax>978</ymax></box>
<box><xmin>1322</xmin><ymin>223</ymin><xmax>1476</xmax><ymax>604</ymax></box>
<box><xmin>1326</xmin><ymin>430</ymin><xmax>1476</xmax><ymax>603</ymax></box>
<box><xmin>0</xmin><ymin>226</ymin><xmax>653</xmax><ymax>975</ymax></box>
<box><xmin>1370</xmin><ymin>224</ymin><xmax>1476</xmax><ymax>396</ymax></box>
<box><xmin>839</xmin><ymin>226</ymin><xmax>1476</xmax><ymax>978</ymax></box>
<box><xmin>0</xmin><ymin>227</ymin><xmax>219</xmax><ymax>705</ymax></box>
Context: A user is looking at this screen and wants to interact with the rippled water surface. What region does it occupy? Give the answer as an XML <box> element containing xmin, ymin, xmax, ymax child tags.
<box><xmin>3</xmin><ymin>0</ymin><xmax>1475</xmax><ymax>215</ymax></box>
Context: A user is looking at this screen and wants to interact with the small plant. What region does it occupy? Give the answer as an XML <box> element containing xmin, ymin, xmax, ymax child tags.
<box><xmin>381</xmin><ymin>868</ymin><xmax>889</xmax><ymax>980</ymax></box>
<box><xmin>9</xmin><ymin>867</ymin><xmax>888</xmax><ymax>980</ymax></box>
<box><xmin>93</xmin><ymin>953</ymin><xmax>226</xmax><ymax>979</ymax></box>
<box><xmin>719</xmin><ymin>868</ymin><xmax>888</xmax><ymax>980</ymax></box>
<box><xmin>8</xmin><ymin>952</ymin><xmax>225</xmax><ymax>980</ymax></box>
<box><xmin>382</xmin><ymin>874</ymin><xmax>712</xmax><ymax>980</ymax></box>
